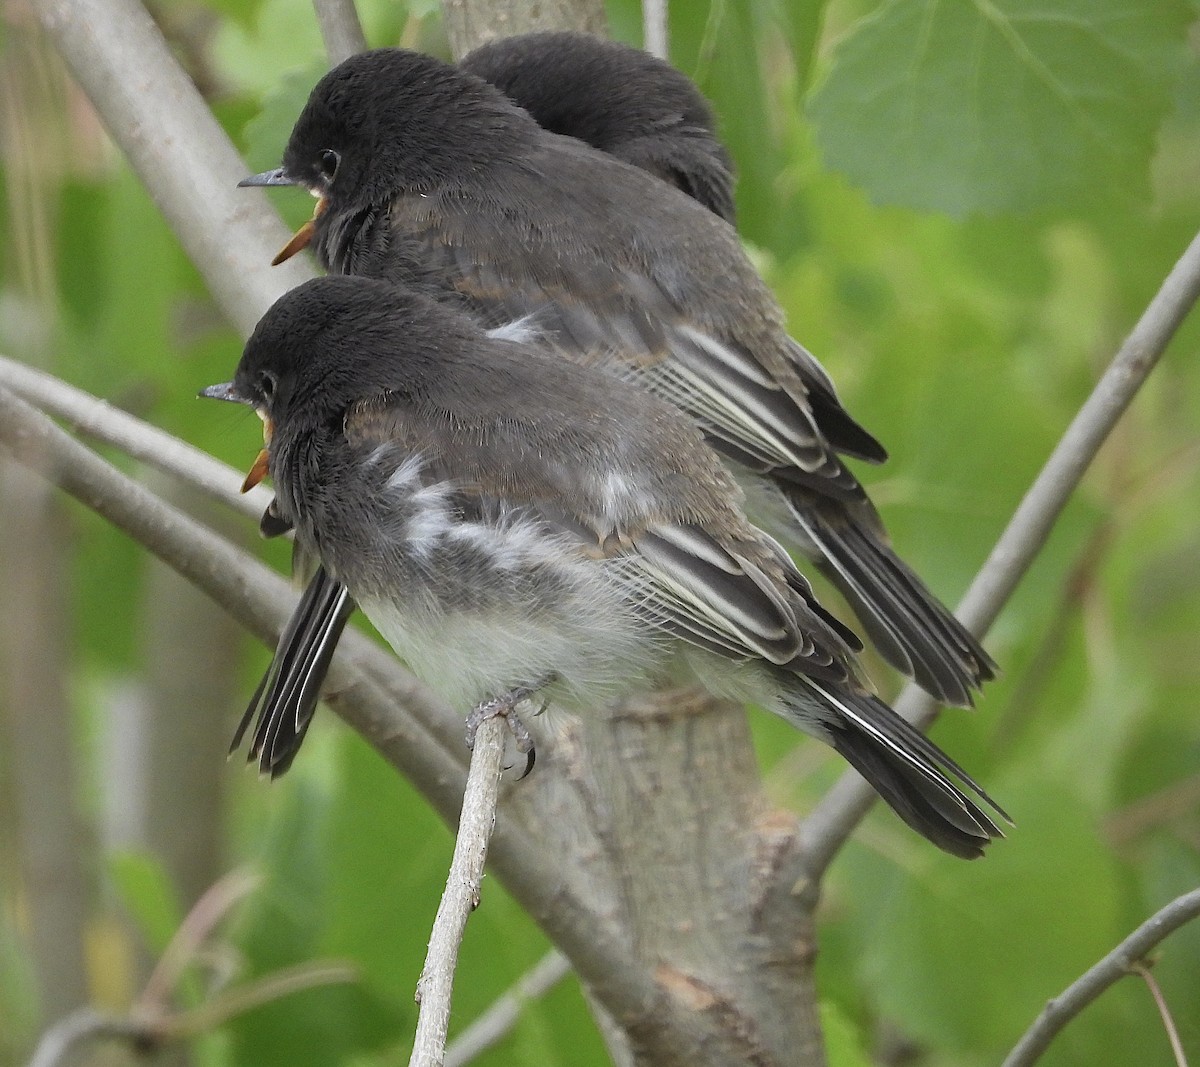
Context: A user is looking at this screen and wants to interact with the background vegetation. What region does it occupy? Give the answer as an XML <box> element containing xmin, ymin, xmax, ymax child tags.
<box><xmin>1</xmin><ymin>0</ymin><xmax>1199</xmax><ymax>1064</ymax></box>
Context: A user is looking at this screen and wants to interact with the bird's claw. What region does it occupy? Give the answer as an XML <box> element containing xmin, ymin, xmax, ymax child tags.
<box><xmin>466</xmin><ymin>678</ymin><xmax>554</xmax><ymax>778</ymax></box>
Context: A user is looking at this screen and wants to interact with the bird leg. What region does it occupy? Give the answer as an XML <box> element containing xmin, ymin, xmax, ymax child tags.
<box><xmin>465</xmin><ymin>676</ymin><xmax>556</xmax><ymax>779</ymax></box>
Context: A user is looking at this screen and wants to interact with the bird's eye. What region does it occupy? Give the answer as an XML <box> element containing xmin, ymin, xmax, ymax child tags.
<box><xmin>259</xmin><ymin>370</ymin><xmax>278</xmax><ymax>400</ymax></box>
<box><xmin>318</xmin><ymin>149</ymin><xmax>340</xmax><ymax>180</ymax></box>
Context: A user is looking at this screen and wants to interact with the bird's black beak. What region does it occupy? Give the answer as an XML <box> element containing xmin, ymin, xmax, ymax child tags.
<box><xmin>238</xmin><ymin>168</ymin><xmax>297</xmax><ymax>188</ymax></box>
<box><xmin>200</xmin><ymin>381</ymin><xmax>252</xmax><ymax>404</ymax></box>
<box><xmin>201</xmin><ymin>382</ymin><xmax>273</xmax><ymax>493</ymax></box>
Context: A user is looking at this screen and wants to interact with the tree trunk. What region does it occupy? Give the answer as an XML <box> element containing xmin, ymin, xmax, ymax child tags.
<box><xmin>441</xmin><ymin>0</ymin><xmax>606</xmax><ymax>57</ymax></box>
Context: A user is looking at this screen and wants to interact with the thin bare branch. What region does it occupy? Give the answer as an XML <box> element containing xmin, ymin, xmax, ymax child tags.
<box><xmin>313</xmin><ymin>0</ymin><xmax>367</xmax><ymax>64</ymax></box>
<box><xmin>0</xmin><ymin>355</ymin><xmax>273</xmax><ymax>524</ymax></box>
<box><xmin>1002</xmin><ymin>888</ymin><xmax>1200</xmax><ymax>1067</ymax></box>
<box><xmin>799</xmin><ymin>225</ymin><xmax>1200</xmax><ymax>880</ymax></box>
<box><xmin>31</xmin><ymin>0</ymin><xmax>315</xmax><ymax>339</ymax></box>
<box><xmin>26</xmin><ymin>1008</ymin><xmax>150</xmax><ymax>1067</ymax></box>
<box><xmin>139</xmin><ymin>870</ymin><xmax>262</xmax><ymax>1011</ymax></box>
<box><xmin>411</xmin><ymin>715</ymin><xmax>507</xmax><ymax>1067</ymax></box>
<box><xmin>156</xmin><ymin>962</ymin><xmax>360</xmax><ymax>1039</ymax></box>
<box><xmin>1129</xmin><ymin>963</ymin><xmax>1189</xmax><ymax>1067</ymax></box>
<box><xmin>444</xmin><ymin>949</ymin><xmax>571</xmax><ymax>1066</ymax></box>
<box><xmin>642</xmin><ymin>0</ymin><xmax>668</xmax><ymax>59</ymax></box>
<box><xmin>26</xmin><ymin>963</ymin><xmax>359</xmax><ymax>1067</ymax></box>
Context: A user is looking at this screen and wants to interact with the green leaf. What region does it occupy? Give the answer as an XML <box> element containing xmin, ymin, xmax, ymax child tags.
<box><xmin>229</xmin><ymin>979</ymin><xmax>406</xmax><ymax>1065</ymax></box>
<box><xmin>226</xmin><ymin>775</ymin><xmax>406</xmax><ymax>1063</ymax></box>
<box><xmin>320</xmin><ymin>732</ymin><xmax>452</xmax><ymax>998</ymax></box>
<box><xmin>213</xmin><ymin>0</ymin><xmax>325</xmax><ymax>95</ymax></box>
<box><xmin>109</xmin><ymin>850</ymin><xmax>185</xmax><ymax>954</ymax></box>
<box><xmin>809</xmin><ymin>0</ymin><xmax>1192</xmax><ymax>215</ymax></box>
<box><xmin>821</xmin><ymin>1000</ymin><xmax>872</xmax><ymax>1067</ymax></box>
<box><xmin>242</xmin><ymin>59</ymin><xmax>331</xmax><ymax>175</ymax></box>
<box><xmin>204</xmin><ymin>0</ymin><xmax>269</xmax><ymax>33</ymax></box>
<box><xmin>846</xmin><ymin>778</ymin><xmax>1124</xmax><ymax>1055</ymax></box>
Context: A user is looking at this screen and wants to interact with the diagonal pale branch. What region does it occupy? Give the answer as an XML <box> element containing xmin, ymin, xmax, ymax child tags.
<box><xmin>0</xmin><ymin>355</ymin><xmax>272</xmax><ymax>525</ymax></box>
<box><xmin>312</xmin><ymin>0</ymin><xmax>367</xmax><ymax>64</ymax></box>
<box><xmin>797</xmin><ymin>224</ymin><xmax>1200</xmax><ymax>881</ymax></box>
<box><xmin>1002</xmin><ymin>887</ymin><xmax>1200</xmax><ymax>1067</ymax></box>
<box><xmin>444</xmin><ymin>949</ymin><xmax>572</xmax><ymax>1066</ymax></box>
<box><xmin>33</xmin><ymin>0</ymin><xmax>314</xmax><ymax>339</ymax></box>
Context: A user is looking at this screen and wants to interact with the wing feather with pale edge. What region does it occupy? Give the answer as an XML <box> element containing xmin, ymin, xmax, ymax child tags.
<box><xmin>343</xmin><ymin>394</ymin><xmax>856</xmax><ymax>683</ymax></box>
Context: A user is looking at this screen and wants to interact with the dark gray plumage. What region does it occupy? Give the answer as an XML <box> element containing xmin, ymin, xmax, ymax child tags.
<box><xmin>204</xmin><ymin>276</ymin><xmax>1005</xmax><ymax>858</ymax></box>
<box><xmin>240</xmin><ymin>47</ymin><xmax>995</xmax><ymax>707</ymax></box>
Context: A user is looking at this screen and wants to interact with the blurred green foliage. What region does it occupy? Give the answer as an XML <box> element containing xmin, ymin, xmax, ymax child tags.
<box><xmin>1</xmin><ymin>0</ymin><xmax>1199</xmax><ymax>1064</ymax></box>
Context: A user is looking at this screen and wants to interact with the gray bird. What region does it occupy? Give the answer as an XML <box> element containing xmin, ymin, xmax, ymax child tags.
<box><xmin>241</xmin><ymin>47</ymin><xmax>995</xmax><ymax>707</ymax></box>
<box><xmin>203</xmin><ymin>275</ymin><xmax>1005</xmax><ymax>858</ymax></box>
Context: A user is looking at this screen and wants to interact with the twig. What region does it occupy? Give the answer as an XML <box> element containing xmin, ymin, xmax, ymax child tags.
<box><xmin>26</xmin><ymin>957</ymin><xmax>356</xmax><ymax>1067</ymax></box>
<box><xmin>0</xmin><ymin>355</ymin><xmax>273</xmax><ymax>525</ymax></box>
<box><xmin>312</xmin><ymin>0</ymin><xmax>367</xmax><ymax>64</ymax></box>
<box><xmin>410</xmin><ymin>715</ymin><xmax>508</xmax><ymax>1066</ymax></box>
<box><xmin>1130</xmin><ymin>962</ymin><xmax>1189</xmax><ymax>1067</ymax></box>
<box><xmin>139</xmin><ymin>870</ymin><xmax>262</xmax><ymax>1011</ymax></box>
<box><xmin>642</xmin><ymin>0</ymin><xmax>668</xmax><ymax>59</ymax></box>
<box><xmin>26</xmin><ymin>1008</ymin><xmax>151</xmax><ymax>1067</ymax></box>
<box><xmin>444</xmin><ymin>949</ymin><xmax>571</xmax><ymax>1066</ymax></box>
<box><xmin>1001</xmin><ymin>887</ymin><xmax>1200</xmax><ymax>1067</ymax></box>
<box><xmin>799</xmin><ymin>225</ymin><xmax>1200</xmax><ymax>880</ymax></box>
<box><xmin>155</xmin><ymin>961</ymin><xmax>359</xmax><ymax>1039</ymax></box>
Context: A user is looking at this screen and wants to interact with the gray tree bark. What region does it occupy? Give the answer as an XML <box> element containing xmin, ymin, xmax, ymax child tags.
<box><xmin>442</xmin><ymin>0</ymin><xmax>606</xmax><ymax>57</ymax></box>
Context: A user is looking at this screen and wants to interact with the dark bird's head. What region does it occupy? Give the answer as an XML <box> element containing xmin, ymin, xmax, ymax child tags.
<box><xmin>241</xmin><ymin>48</ymin><xmax>540</xmax><ymax>225</ymax></box>
<box><xmin>201</xmin><ymin>276</ymin><xmax>475</xmax><ymax>488</ymax></box>
<box><xmin>461</xmin><ymin>31</ymin><xmax>736</xmax><ymax>222</ymax></box>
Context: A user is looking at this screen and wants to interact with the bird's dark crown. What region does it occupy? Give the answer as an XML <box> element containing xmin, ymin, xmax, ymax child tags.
<box><xmin>234</xmin><ymin>276</ymin><xmax>480</xmax><ymax>429</ymax></box>
<box><xmin>282</xmin><ymin>48</ymin><xmax>541</xmax><ymax>212</ymax></box>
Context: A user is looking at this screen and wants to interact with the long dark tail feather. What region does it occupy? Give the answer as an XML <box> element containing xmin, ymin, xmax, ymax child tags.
<box><xmin>807</xmin><ymin>387</ymin><xmax>888</xmax><ymax>465</ymax></box>
<box><xmin>233</xmin><ymin>565</ymin><xmax>355</xmax><ymax>778</ymax></box>
<box><xmin>800</xmin><ymin>680</ymin><xmax>1009</xmax><ymax>859</ymax></box>
<box><xmin>783</xmin><ymin>490</ymin><xmax>997</xmax><ymax>707</ymax></box>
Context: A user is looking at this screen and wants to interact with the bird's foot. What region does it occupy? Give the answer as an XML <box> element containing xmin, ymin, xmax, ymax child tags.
<box><xmin>466</xmin><ymin>676</ymin><xmax>556</xmax><ymax>779</ymax></box>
